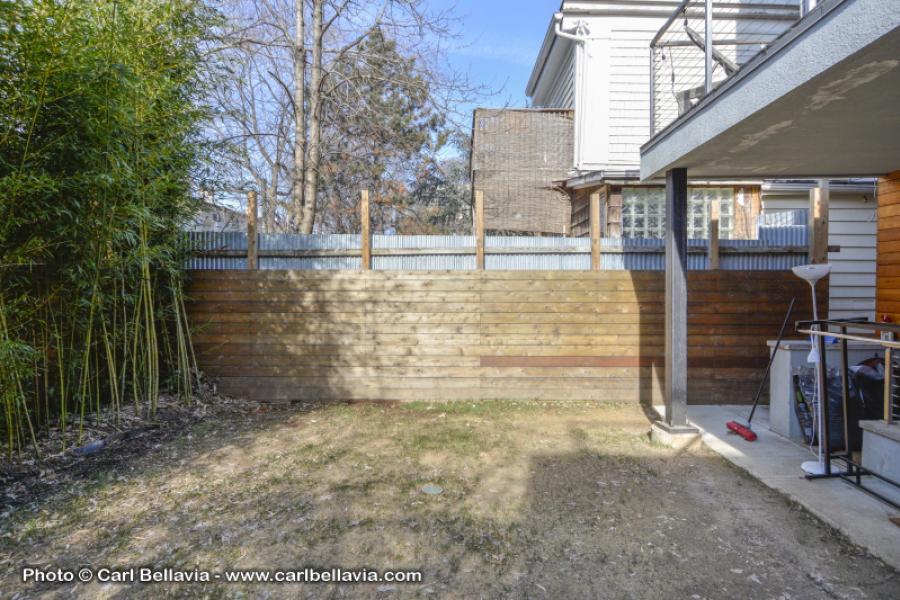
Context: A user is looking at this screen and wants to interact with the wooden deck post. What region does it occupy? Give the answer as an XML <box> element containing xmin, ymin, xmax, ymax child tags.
<box><xmin>709</xmin><ymin>196</ymin><xmax>720</xmax><ymax>270</ymax></box>
<box><xmin>590</xmin><ymin>190</ymin><xmax>602</xmax><ymax>271</ymax></box>
<box><xmin>664</xmin><ymin>168</ymin><xmax>690</xmax><ymax>430</ymax></box>
<box><xmin>360</xmin><ymin>189</ymin><xmax>371</xmax><ymax>270</ymax></box>
<box><xmin>247</xmin><ymin>190</ymin><xmax>258</xmax><ymax>270</ymax></box>
<box><xmin>475</xmin><ymin>190</ymin><xmax>485</xmax><ymax>270</ymax></box>
<box><xmin>809</xmin><ymin>180</ymin><xmax>829</xmax><ymax>264</ymax></box>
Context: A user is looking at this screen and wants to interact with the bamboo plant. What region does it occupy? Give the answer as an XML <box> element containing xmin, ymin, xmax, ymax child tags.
<box><xmin>0</xmin><ymin>0</ymin><xmax>216</xmax><ymax>456</ymax></box>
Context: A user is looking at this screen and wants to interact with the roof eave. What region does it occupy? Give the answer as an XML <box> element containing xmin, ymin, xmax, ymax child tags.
<box><xmin>526</xmin><ymin>16</ymin><xmax>562</xmax><ymax>98</ymax></box>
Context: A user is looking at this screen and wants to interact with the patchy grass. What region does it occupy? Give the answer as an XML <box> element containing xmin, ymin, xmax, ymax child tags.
<box><xmin>1</xmin><ymin>400</ymin><xmax>896</xmax><ymax>599</ymax></box>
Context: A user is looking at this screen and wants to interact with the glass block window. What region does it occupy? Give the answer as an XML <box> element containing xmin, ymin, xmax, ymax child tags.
<box><xmin>621</xmin><ymin>187</ymin><xmax>734</xmax><ymax>239</ymax></box>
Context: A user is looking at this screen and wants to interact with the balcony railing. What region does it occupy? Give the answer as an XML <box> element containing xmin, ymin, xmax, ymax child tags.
<box><xmin>650</xmin><ymin>0</ymin><xmax>801</xmax><ymax>136</ymax></box>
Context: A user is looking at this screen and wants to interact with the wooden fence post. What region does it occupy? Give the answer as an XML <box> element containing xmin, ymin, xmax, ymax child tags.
<box><xmin>247</xmin><ymin>190</ymin><xmax>258</xmax><ymax>270</ymax></box>
<box><xmin>360</xmin><ymin>189</ymin><xmax>371</xmax><ymax>270</ymax></box>
<box><xmin>474</xmin><ymin>190</ymin><xmax>485</xmax><ymax>270</ymax></box>
<box><xmin>590</xmin><ymin>190</ymin><xmax>601</xmax><ymax>271</ymax></box>
<box><xmin>809</xmin><ymin>180</ymin><xmax>829</xmax><ymax>264</ymax></box>
<box><xmin>708</xmin><ymin>197</ymin><xmax>720</xmax><ymax>270</ymax></box>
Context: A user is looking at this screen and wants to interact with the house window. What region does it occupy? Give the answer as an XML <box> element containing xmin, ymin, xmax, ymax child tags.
<box><xmin>621</xmin><ymin>187</ymin><xmax>734</xmax><ymax>239</ymax></box>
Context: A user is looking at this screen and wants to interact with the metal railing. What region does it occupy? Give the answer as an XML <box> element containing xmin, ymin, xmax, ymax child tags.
<box><xmin>650</xmin><ymin>0</ymin><xmax>800</xmax><ymax>135</ymax></box>
<box><xmin>795</xmin><ymin>319</ymin><xmax>900</xmax><ymax>508</ymax></box>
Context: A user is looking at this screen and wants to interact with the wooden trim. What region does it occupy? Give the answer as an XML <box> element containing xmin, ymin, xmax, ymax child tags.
<box><xmin>360</xmin><ymin>190</ymin><xmax>371</xmax><ymax>270</ymax></box>
<box><xmin>474</xmin><ymin>190</ymin><xmax>485</xmax><ymax>270</ymax></box>
<box><xmin>590</xmin><ymin>190</ymin><xmax>601</xmax><ymax>271</ymax></box>
<box><xmin>246</xmin><ymin>190</ymin><xmax>258</xmax><ymax>270</ymax></box>
<box><xmin>709</xmin><ymin>197</ymin><xmax>720</xmax><ymax>269</ymax></box>
<box><xmin>809</xmin><ymin>181</ymin><xmax>829</xmax><ymax>264</ymax></box>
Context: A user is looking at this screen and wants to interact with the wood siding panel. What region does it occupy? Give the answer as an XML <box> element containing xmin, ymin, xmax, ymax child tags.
<box><xmin>187</xmin><ymin>270</ymin><xmax>821</xmax><ymax>405</ymax></box>
<box><xmin>877</xmin><ymin>171</ymin><xmax>900</xmax><ymax>322</ymax></box>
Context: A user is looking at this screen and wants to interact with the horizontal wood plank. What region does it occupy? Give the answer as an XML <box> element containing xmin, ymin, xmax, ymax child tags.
<box><xmin>187</xmin><ymin>270</ymin><xmax>817</xmax><ymax>404</ymax></box>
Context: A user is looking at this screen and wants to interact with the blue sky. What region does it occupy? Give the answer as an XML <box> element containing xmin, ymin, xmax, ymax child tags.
<box><xmin>428</xmin><ymin>0</ymin><xmax>560</xmax><ymax>110</ymax></box>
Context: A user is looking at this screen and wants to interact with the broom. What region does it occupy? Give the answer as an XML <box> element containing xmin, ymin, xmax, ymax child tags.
<box><xmin>726</xmin><ymin>297</ymin><xmax>795</xmax><ymax>442</ymax></box>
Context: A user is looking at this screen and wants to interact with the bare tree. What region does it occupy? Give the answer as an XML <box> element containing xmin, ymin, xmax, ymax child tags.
<box><xmin>292</xmin><ymin>0</ymin><xmax>306</xmax><ymax>226</ymax></box>
<box><xmin>212</xmin><ymin>0</ymin><xmax>487</xmax><ymax>233</ymax></box>
<box><xmin>299</xmin><ymin>0</ymin><xmax>322</xmax><ymax>233</ymax></box>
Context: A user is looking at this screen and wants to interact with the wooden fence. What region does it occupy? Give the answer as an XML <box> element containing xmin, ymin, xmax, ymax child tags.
<box><xmin>187</xmin><ymin>190</ymin><xmax>813</xmax><ymax>272</ymax></box>
<box><xmin>186</xmin><ymin>269</ymin><xmax>824</xmax><ymax>404</ymax></box>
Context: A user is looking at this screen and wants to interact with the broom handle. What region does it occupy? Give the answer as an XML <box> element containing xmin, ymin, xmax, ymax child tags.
<box><xmin>748</xmin><ymin>297</ymin><xmax>796</xmax><ymax>425</ymax></box>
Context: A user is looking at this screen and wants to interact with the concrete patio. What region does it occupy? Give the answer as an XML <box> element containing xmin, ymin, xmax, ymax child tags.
<box><xmin>672</xmin><ymin>404</ymin><xmax>900</xmax><ymax>570</ymax></box>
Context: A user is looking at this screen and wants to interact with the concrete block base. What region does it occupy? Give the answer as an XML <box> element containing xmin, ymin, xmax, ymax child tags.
<box><xmin>860</xmin><ymin>420</ymin><xmax>900</xmax><ymax>484</ymax></box>
<box><xmin>650</xmin><ymin>421</ymin><xmax>701</xmax><ymax>449</ymax></box>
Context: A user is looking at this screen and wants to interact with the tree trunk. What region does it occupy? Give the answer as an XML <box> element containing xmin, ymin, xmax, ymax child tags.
<box><xmin>299</xmin><ymin>0</ymin><xmax>323</xmax><ymax>234</ymax></box>
<box><xmin>291</xmin><ymin>0</ymin><xmax>306</xmax><ymax>231</ymax></box>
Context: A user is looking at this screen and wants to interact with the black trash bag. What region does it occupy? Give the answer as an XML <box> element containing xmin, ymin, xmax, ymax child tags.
<box><xmin>850</xmin><ymin>357</ymin><xmax>885</xmax><ymax>419</ymax></box>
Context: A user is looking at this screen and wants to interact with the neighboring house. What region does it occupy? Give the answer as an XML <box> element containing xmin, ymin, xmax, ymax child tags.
<box><xmin>526</xmin><ymin>0</ymin><xmax>799</xmax><ymax>171</ymax></box>
<box><xmin>187</xmin><ymin>202</ymin><xmax>248</xmax><ymax>233</ymax></box>
<box><xmin>516</xmin><ymin>0</ymin><xmax>877</xmax><ymax>320</ymax></box>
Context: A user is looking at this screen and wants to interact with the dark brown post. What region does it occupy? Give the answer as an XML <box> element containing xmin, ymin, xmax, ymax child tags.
<box><xmin>247</xmin><ymin>190</ymin><xmax>258</xmax><ymax>270</ymax></box>
<box><xmin>665</xmin><ymin>167</ymin><xmax>689</xmax><ymax>429</ymax></box>
<box><xmin>590</xmin><ymin>190</ymin><xmax>602</xmax><ymax>271</ymax></box>
<box><xmin>474</xmin><ymin>190</ymin><xmax>485</xmax><ymax>270</ymax></box>
<box><xmin>360</xmin><ymin>189</ymin><xmax>371</xmax><ymax>270</ymax></box>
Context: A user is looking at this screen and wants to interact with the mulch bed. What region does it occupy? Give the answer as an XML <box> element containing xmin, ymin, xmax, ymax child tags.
<box><xmin>0</xmin><ymin>380</ymin><xmax>261</xmax><ymax>513</ymax></box>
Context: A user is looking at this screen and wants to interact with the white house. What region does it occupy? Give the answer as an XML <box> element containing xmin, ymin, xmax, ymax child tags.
<box><xmin>524</xmin><ymin>0</ymin><xmax>876</xmax><ymax>320</ymax></box>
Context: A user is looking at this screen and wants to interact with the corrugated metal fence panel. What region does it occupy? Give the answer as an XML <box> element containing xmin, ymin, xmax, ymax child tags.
<box><xmin>186</xmin><ymin>231</ymin><xmax>247</xmax><ymax>270</ymax></box>
<box><xmin>260</xmin><ymin>257</ymin><xmax>362</xmax><ymax>270</ymax></box>
<box><xmin>486</xmin><ymin>254</ymin><xmax>590</xmax><ymax>270</ymax></box>
<box><xmin>260</xmin><ymin>233</ymin><xmax>360</xmax><ymax>250</ymax></box>
<box><xmin>187</xmin><ymin>231</ymin><xmax>247</xmax><ymax>250</ymax></box>
<box><xmin>758</xmin><ymin>225</ymin><xmax>807</xmax><ymax>246</ymax></box>
<box><xmin>373</xmin><ymin>234</ymin><xmax>473</xmax><ymax>249</ymax></box>
<box><xmin>486</xmin><ymin>236</ymin><xmax>589</xmax><ymax>249</ymax></box>
<box><xmin>719</xmin><ymin>253</ymin><xmax>808</xmax><ymax>270</ymax></box>
<box><xmin>373</xmin><ymin>235</ymin><xmax>474</xmax><ymax>270</ymax></box>
<box><xmin>486</xmin><ymin>236</ymin><xmax>589</xmax><ymax>270</ymax></box>
<box><xmin>373</xmin><ymin>255</ymin><xmax>475</xmax><ymax>270</ymax></box>
<box><xmin>187</xmin><ymin>256</ymin><xmax>249</xmax><ymax>270</ymax></box>
<box><xmin>185</xmin><ymin>230</ymin><xmax>808</xmax><ymax>271</ymax></box>
<box><xmin>259</xmin><ymin>234</ymin><xmax>360</xmax><ymax>269</ymax></box>
<box><xmin>719</xmin><ymin>239</ymin><xmax>808</xmax><ymax>270</ymax></box>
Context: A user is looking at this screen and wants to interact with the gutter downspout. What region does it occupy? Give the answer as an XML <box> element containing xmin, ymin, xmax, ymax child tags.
<box><xmin>553</xmin><ymin>13</ymin><xmax>590</xmax><ymax>172</ymax></box>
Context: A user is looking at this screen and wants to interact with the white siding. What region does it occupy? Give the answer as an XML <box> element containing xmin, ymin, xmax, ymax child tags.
<box><xmin>545</xmin><ymin>46</ymin><xmax>576</xmax><ymax>109</ymax></box>
<box><xmin>528</xmin><ymin>1</ymin><xmax>798</xmax><ymax>171</ymax></box>
<box><xmin>762</xmin><ymin>193</ymin><xmax>877</xmax><ymax>321</ymax></box>
<box><xmin>606</xmin><ymin>25</ymin><xmax>657</xmax><ymax>167</ymax></box>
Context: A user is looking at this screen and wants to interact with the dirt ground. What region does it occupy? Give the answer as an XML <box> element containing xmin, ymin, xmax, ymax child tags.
<box><xmin>1</xmin><ymin>400</ymin><xmax>897</xmax><ymax>599</ymax></box>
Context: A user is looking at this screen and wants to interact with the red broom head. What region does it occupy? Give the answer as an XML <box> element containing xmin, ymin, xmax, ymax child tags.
<box><xmin>726</xmin><ymin>421</ymin><xmax>757</xmax><ymax>442</ymax></box>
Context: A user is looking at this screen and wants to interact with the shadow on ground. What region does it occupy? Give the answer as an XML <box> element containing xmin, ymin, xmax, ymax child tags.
<box><xmin>2</xmin><ymin>401</ymin><xmax>896</xmax><ymax>599</ymax></box>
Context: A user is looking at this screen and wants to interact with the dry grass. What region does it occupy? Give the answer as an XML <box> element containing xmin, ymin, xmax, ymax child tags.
<box><xmin>1</xmin><ymin>400</ymin><xmax>896</xmax><ymax>599</ymax></box>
